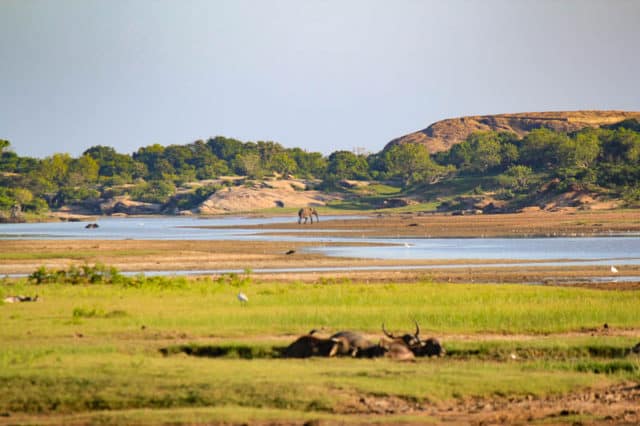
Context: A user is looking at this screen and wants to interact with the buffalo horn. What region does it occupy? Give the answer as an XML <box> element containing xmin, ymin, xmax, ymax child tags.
<box><xmin>414</xmin><ymin>319</ymin><xmax>421</xmax><ymax>340</ymax></box>
<box><xmin>382</xmin><ymin>323</ymin><xmax>396</xmax><ymax>339</ymax></box>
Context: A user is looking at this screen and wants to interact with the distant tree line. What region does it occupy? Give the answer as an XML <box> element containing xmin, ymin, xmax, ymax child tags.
<box><xmin>1</xmin><ymin>119</ymin><xmax>639</xmax><ymax>215</ymax></box>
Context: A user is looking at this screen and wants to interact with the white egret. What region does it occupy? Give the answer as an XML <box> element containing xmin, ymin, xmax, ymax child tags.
<box><xmin>611</xmin><ymin>266</ymin><xmax>619</xmax><ymax>274</ymax></box>
<box><xmin>237</xmin><ymin>292</ymin><xmax>249</xmax><ymax>304</ymax></box>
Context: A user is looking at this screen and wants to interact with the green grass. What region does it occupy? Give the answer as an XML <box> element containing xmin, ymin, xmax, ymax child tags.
<box><xmin>0</xmin><ymin>279</ymin><xmax>638</xmax><ymax>424</ymax></box>
<box><xmin>2</xmin><ymin>280</ymin><xmax>639</xmax><ymax>338</ymax></box>
<box><xmin>365</xmin><ymin>183</ymin><xmax>403</xmax><ymax>196</ymax></box>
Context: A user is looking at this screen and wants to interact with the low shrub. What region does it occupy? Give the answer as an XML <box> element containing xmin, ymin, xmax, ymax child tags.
<box><xmin>28</xmin><ymin>264</ymin><xmax>124</xmax><ymax>285</ymax></box>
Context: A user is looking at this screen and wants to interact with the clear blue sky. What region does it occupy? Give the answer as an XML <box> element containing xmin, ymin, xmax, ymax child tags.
<box><xmin>2</xmin><ymin>0</ymin><xmax>639</xmax><ymax>158</ymax></box>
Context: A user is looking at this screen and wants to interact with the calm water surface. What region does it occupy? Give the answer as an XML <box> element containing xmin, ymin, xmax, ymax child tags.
<box><xmin>1</xmin><ymin>216</ymin><xmax>639</xmax><ymax>265</ymax></box>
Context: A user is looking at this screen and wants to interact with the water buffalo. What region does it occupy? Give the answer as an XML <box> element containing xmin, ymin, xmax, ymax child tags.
<box><xmin>298</xmin><ymin>207</ymin><xmax>319</xmax><ymax>224</ymax></box>
<box><xmin>380</xmin><ymin>338</ymin><xmax>416</xmax><ymax>361</ymax></box>
<box><xmin>283</xmin><ymin>330</ymin><xmax>348</xmax><ymax>358</ymax></box>
<box><xmin>353</xmin><ymin>343</ymin><xmax>388</xmax><ymax>358</ymax></box>
<box><xmin>382</xmin><ymin>321</ymin><xmax>422</xmax><ymax>348</ymax></box>
<box><xmin>330</xmin><ymin>330</ymin><xmax>414</xmax><ymax>360</ymax></box>
<box><xmin>382</xmin><ymin>321</ymin><xmax>445</xmax><ymax>357</ymax></box>
<box><xmin>3</xmin><ymin>295</ymin><xmax>38</xmax><ymax>303</ymax></box>
<box><xmin>413</xmin><ymin>337</ymin><xmax>446</xmax><ymax>357</ymax></box>
<box><xmin>330</xmin><ymin>331</ymin><xmax>377</xmax><ymax>357</ymax></box>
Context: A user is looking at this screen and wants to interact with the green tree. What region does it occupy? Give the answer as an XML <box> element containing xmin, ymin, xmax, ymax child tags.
<box><xmin>84</xmin><ymin>145</ymin><xmax>143</xmax><ymax>181</ymax></box>
<box><xmin>256</xmin><ymin>141</ymin><xmax>285</xmax><ymax>167</ymax></box>
<box><xmin>233</xmin><ymin>152</ymin><xmax>263</xmax><ymax>179</ymax></box>
<box><xmin>500</xmin><ymin>143</ymin><xmax>519</xmax><ymax>168</ymax></box>
<box><xmin>498</xmin><ymin>165</ymin><xmax>534</xmax><ymax>192</ymax></box>
<box><xmin>207</xmin><ymin>136</ymin><xmax>245</xmax><ymax>161</ymax></box>
<box><xmin>12</xmin><ymin>188</ymin><xmax>33</xmax><ymax>205</ymax></box>
<box><xmin>325</xmin><ymin>151</ymin><xmax>370</xmax><ymax>180</ymax></box>
<box><xmin>289</xmin><ymin>148</ymin><xmax>327</xmax><ymax>178</ymax></box>
<box><xmin>189</xmin><ymin>140</ymin><xmax>230</xmax><ymax>179</ymax></box>
<box><xmin>133</xmin><ymin>144</ymin><xmax>176</xmax><ymax>180</ymax></box>
<box><xmin>269</xmin><ymin>152</ymin><xmax>297</xmax><ymax>177</ymax></box>
<box><xmin>445</xmin><ymin>131</ymin><xmax>506</xmax><ymax>173</ymax></box>
<box><xmin>130</xmin><ymin>180</ymin><xmax>176</xmax><ymax>204</ymax></box>
<box><xmin>67</xmin><ymin>154</ymin><xmax>99</xmax><ymax>186</ymax></box>
<box><xmin>39</xmin><ymin>153</ymin><xmax>72</xmax><ymax>187</ymax></box>
<box><xmin>467</xmin><ymin>132</ymin><xmax>502</xmax><ymax>173</ymax></box>
<box><xmin>520</xmin><ymin>128</ymin><xmax>570</xmax><ymax>169</ymax></box>
<box><xmin>383</xmin><ymin>143</ymin><xmax>435</xmax><ymax>186</ymax></box>
<box><xmin>572</xmin><ymin>131</ymin><xmax>601</xmax><ymax>169</ymax></box>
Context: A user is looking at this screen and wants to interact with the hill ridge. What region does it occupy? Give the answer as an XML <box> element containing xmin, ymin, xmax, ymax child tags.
<box><xmin>386</xmin><ymin>110</ymin><xmax>640</xmax><ymax>153</ymax></box>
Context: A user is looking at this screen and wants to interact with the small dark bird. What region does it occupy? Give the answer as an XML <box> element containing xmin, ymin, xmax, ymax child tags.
<box><xmin>285</xmin><ymin>249</ymin><xmax>296</xmax><ymax>255</ymax></box>
<box><xmin>603</xmin><ymin>323</ymin><xmax>609</xmax><ymax>329</ymax></box>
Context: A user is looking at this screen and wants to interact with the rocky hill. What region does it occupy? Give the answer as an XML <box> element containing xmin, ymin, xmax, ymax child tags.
<box><xmin>386</xmin><ymin>110</ymin><xmax>640</xmax><ymax>153</ymax></box>
<box><xmin>197</xmin><ymin>180</ymin><xmax>337</xmax><ymax>214</ymax></box>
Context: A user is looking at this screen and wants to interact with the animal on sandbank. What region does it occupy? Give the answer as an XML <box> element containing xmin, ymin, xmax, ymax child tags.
<box><xmin>298</xmin><ymin>207</ymin><xmax>319</xmax><ymax>224</ymax></box>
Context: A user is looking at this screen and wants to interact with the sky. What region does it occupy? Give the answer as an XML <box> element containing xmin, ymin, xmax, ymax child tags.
<box><xmin>1</xmin><ymin>0</ymin><xmax>639</xmax><ymax>159</ymax></box>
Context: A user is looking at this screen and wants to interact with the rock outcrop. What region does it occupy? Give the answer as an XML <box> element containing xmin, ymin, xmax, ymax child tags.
<box><xmin>198</xmin><ymin>180</ymin><xmax>337</xmax><ymax>214</ymax></box>
<box><xmin>100</xmin><ymin>197</ymin><xmax>163</xmax><ymax>215</ymax></box>
<box><xmin>386</xmin><ymin>110</ymin><xmax>640</xmax><ymax>153</ymax></box>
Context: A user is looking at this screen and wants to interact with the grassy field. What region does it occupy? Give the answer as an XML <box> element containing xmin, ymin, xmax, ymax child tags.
<box><xmin>1</xmin><ymin>278</ymin><xmax>639</xmax><ymax>425</ymax></box>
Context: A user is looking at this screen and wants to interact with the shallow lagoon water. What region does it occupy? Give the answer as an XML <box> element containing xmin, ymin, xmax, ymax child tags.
<box><xmin>1</xmin><ymin>216</ymin><xmax>639</xmax><ymax>269</ymax></box>
<box><xmin>0</xmin><ymin>216</ymin><xmax>304</xmax><ymax>240</ymax></box>
<box><xmin>308</xmin><ymin>237</ymin><xmax>640</xmax><ymax>263</ymax></box>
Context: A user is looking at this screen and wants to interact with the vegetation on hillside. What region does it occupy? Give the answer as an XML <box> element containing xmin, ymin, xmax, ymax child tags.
<box><xmin>1</xmin><ymin>119</ymin><xmax>639</xmax><ymax>218</ymax></box>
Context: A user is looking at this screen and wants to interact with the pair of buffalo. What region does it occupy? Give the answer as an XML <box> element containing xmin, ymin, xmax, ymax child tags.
<box><xmin>283</xmin><ymin>322</ymin><xmax>444</xmax><ymax>361</ymax></box>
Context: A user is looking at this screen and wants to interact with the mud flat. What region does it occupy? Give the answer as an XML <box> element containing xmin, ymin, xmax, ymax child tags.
<box><xmin>217</xmin><ymin>209</ymin><xmax>640</xmax><ymax>238</ymax></box>
<box><xmin>1</xmin><ymin>210</ymin><xmax>639</xmax><ymax>286</ymax></box>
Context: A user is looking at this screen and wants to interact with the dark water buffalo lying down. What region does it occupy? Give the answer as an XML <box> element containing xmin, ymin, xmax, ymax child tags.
<box><xmin>383</xmin><ymin>321</ymin><xmax>446</xmax><ymax>357</ymax></box>
<box><xmin>282</xmin><ymin>331</ymin><xmax>348</xmax><ymax>358</ymax></box>
<box><xmin>379</xmin><ymin>338</ymin><xmax>416</xmax><ymax>361</ymax></box>
<box><xmin>330</xmin><ymin>331</ymin><xmax>376</xmax><ymax>356</ymax></box>
<box><xmin>283</xmin><ymin>325</ymin><xmax>445</xmax><ymax>360</ymax></box>
<box><xmin>283</xmin><ymin>330</ymin><xmax>384</xmax><ymax>359</ymax></box>
<box><xmin>414</xmin><ymin>337</ymin><xmax>446</xmax><ymax>357</ymax></box>
<box><xmin>331</xmin><ymin>331</ymin><xmax>415</xmax><ymax>360</ymax></box>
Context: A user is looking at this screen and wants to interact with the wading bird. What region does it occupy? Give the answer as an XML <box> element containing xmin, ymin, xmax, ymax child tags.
<box><xmin>237</xmin><ymin>292</ymin><xmax>249</xmax><ymax>305</ymax></box>
<box><xmin>611</xmin><ymin>265</ymin><xmax>619</xmax><ymax>274</ymax></box>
